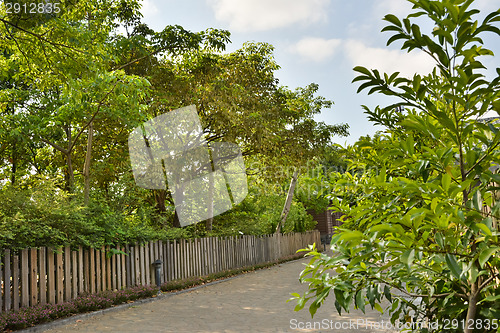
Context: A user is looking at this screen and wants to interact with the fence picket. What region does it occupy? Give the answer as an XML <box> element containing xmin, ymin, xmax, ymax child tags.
<box><xmin>83</xmin><ymin>248</ymin><xmax>89</xmax><ymax>294</ymax></box>
<box><xmin>95</xmin><ymin>249</ymin><xmax>101</xmax><ymax>293</ymax></box>
<box><xmin>89</xmin><ymin>248</ymin><xmax>95</xmax><ymax>294</ymax></box>
<box><xmin>71</xmin><ymin>250</ymin><xmax>77</xmax><ymax>298</ymax></box>
<box><xmin>21</xmin><ymin>249</ymin><xmax>29</xmax><ymax>307</ymax></box>
<box><xmin>64</xmin><ymin>247</ymin><xmax>71</xmax><ymax>301</ymax></box>
<box><xmin>30</xmin><ymin>249</ymin><xmax>38</xmax><ymax>306</ymax></box>
<box><xmin>56</xmin><ymin>250</ymin><xmax>63</xmax><ymax>304</ymax></box>
<box><xmin>125</xmin><ymin>245</ymin><xmax>131</xmax><ymax>288</ymax></box>
<box><xmin>134</xmin><ymin>244</ymin><xmax>140</xmax><ymax>286</ymax></box>
<box><xmin>111</xmin><ymin>247</ymin><xmax>117</xmax><ymax>291</ymax></box>
<box><xmin>145</xmin><ymin>242</ymin><xmax>151</xmax><ymax>285</ymax></box>
<box><xmin>47</xmin><ymin>249</ymin><xmax>55</xmax><ymax>305</ymax></box>
<box><xmin>12</xmin><ymin>254</ymin><xmax>18</xmax><ymax>311</ymax></box>
<box><xmin>3</xmin><ymin>250</ymin><xmax>11</xmax><ymax>311</ymax></box>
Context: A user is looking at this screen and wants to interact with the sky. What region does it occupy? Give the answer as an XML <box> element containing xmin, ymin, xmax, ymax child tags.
<box><xmin>136</xmin><ymin>0</ymin><xmax>499</xmax><ymax>146</ymax></box>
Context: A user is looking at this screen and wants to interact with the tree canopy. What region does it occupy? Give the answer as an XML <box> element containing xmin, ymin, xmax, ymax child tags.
<box><xmin>0</xmin><ymin>0</ymin><xmax>347</xmax><ymax>248</ymax></box>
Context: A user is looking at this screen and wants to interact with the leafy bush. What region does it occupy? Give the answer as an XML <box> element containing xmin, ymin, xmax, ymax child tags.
<box><xmin>0</xmin><ymin>180</ymin><xmax>170</xmax><ymax>250</ymax></box>
<box><xmin>291</xmin><ymin>0</ymin><xmax>500</xmax><ymax>330</ymax></box>
<box><xmin>0</xmin><ymin>177</ymin><xmax>316</xmax><ymax>250</ymax></box>
<box><xmin>211</xmin><ymin>189</ymin><xmax>316</xmax><ymax>236</ymax></box>
<box><xmin>72</xmin><ymin>294</ymin><xmax>114</xmax><ymax>312</ymax></box>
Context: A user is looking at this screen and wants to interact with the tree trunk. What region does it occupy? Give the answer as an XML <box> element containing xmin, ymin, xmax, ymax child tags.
<box><xmin>154</xmin><ymin>189</ymin><xmax>167</xmax><ymax>213</ymax></box>
<box><xmin>65</xmin><ymin>124</ymin><xmax>75</xmax><ymax>192</ymax></box>
<box><xmin>276</xmin><ymin>170</ymin><xmax>299</xmax><ymax>233</ymax></box>
<box><xmin>205</xmin><ymin>170</ymin><xmax>214</xmax><ymax>231</ymax></box>
<box><xmin>10</xmin><ymin>141</ymin><xmax>16</xmax><ymax>185</ymax></box>
<box><xmin>83</xmin><ymin>122</ymin><xmax>94</xmax><ymax>206</ymax></box>
<box><xmin>173</xmin><ymin>210</ymin><xmax>181</xmax><ymax>228</ymax></box>
<box><xmin>464</xmin><ymin>280</ymin><xmax>479</xmax><ymax>333</ymax></box>
<box><xmin>205</xmin><ymin>217</ymin><xmax>213</xmax><ymax>231</ymax></box>
<box><xmin>66</xmin><ymin>152</ymin><xmax>74</xmax><ymax>191</ymax></box>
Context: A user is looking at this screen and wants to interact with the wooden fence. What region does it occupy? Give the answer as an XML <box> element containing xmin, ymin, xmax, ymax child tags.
<box><xmin>0</xmin><ymin>231</ymin><xmax>320</xmax><ymax>313</ymax></box>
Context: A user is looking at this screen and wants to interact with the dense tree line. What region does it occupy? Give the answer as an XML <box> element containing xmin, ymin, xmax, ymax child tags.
<box><xmin>0</xmin><ymin>0</ymin><xmax>347</xmax><ymax>249</ymax></box>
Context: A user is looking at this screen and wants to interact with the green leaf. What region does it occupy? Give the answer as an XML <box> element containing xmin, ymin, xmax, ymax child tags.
<box><xmin>384</xmin><ymin>14</ymin><xmax>403</xmax><ymax>27</ymax></box>
<box><xmin>355</xmin><ymin>290</ymin><xmax>366</xmax><ymax>313</ymax></box>
<box><xmin>478</xmin><ymin>294</ymin><xmax>500</xmax><ymax>304</ymax></box>
<box><xmin>475</xmin><ymin>222</ymin><xmax>492</xmax><ymax>236</ymax></box>
<box><xmin>445</xmin><ymin>254</ymin><xmax>462</xmax><ymax>280</ymax></box>
<box><xmin>479</xmin><ymin>247</ymin><xmax>499</xmax><ymax>268</ymax></box>
<box><xmin>384</xmin><ymin>285</ymin><xmax>392</xmax><ymax>303</ymax></box>
<box><xmin>401</xmin><ymin>249</ymin><xmax>415</xmax><ymax>268</ymax></box>
<box><xmin>435</xmin><ymin>233</ymin><xmax>445</xmax><ymax>249</ymax></box>
<box><xmin>472</xmin><ymin>191</ymin><xmax>482</xmax><ymax>211</ymax></box>
<box><xmin>441</xmin><ymin>173</ymin><xmax>451</xmax><ymax>192</ymax></box>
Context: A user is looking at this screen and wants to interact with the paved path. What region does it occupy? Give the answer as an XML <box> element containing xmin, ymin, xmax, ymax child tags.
<box><xmin>41</xmin><ymin>258</ymin><xmax>398</xmax><ymax>333</ymax></box>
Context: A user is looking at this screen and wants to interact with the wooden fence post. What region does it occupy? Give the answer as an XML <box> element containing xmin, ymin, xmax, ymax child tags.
<box><xmin>38</xmin><ymin>248</ymin><xmax>46</xmax><ymax>305</ymax></box>
<box><xmin>30</xmin><ymin>248</ymin><xmax>38</xmax><ymax>306</ymax></box>
<box><xmin>21</xmin><ymin>249</ymin><xmax>29</xmax><ymax>307</ymax></box>
<box><xmin>3</xmin><ymin>250</ymin><xmax>11</xmax><ymax>311</ymax></box>
<box><xmin>111</xmin><ymin>246</ymin><xmax>117</xmax><ymax>291</ymax></box>
<box><xmin>64</xmin><ymin>246</ymin><xmax>71</xmax><ymax>301</ymax></box>
<box><xmin>71</xmin><ymin>250</ymin><xmax>78</xmax><ymax>298</ymax></box>
<box><xmin>125</xmin><ymin>245</ymin><xmax>131</xmax><ymax>288</ymax></box>
<box><xmin>95</xmin><ymin>248</ymin><xmax>101</xmax><ymax>292</ymax></box>
<box><xmin>89</xmin><ymin>248</ymin><xmax>95</xmax><ymax>294</ymax></box>
<box><xmin>55</xmin><ymin>249</ymin><xmax>63</xmax><ymax>304</ymax></box>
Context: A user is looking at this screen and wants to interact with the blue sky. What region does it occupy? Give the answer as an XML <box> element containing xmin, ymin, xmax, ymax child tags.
<box><xmin>137</xmin><ymin>0</ymin><xmax>499</xmax><ymax>145</ymax></box>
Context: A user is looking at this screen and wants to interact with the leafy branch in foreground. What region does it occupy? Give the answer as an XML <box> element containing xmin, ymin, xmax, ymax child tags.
<box><xmin>291</xmin><ymin>0</ymin><xmax>500</xmax><ymax>331</ymax></box>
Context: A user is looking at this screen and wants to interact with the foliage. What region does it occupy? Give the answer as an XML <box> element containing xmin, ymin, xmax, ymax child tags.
<box><xmin>0</xmin><ymin>178</ymin><xmax>170</xmax><ymax>249</ymax></box>
<box><xmin>0</xmin><ymin>0</ymin><xmax>345</xmax><ymax>243</ymax></box>
<box><xmin>0</xmin><ymin>176</ymin><xmax>318</xmax><ymax>249</ymax></box>
<box><xmin>210</xmin><ymin>184</ymin><xmax>316</xmax><ymax>236</ymax></box>
<box><xmin>291</xmin><ymin>0</ymin><xmax>500</xmax><ymax>331</ymax></box>
<box><xmin>144</xmin><ymin>42</ymin><xmax>348</xmax><ymax>179</ymax></box>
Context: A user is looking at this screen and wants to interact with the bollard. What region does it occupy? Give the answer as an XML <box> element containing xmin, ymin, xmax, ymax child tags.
<box><xmin>152</xmin><ymin>259</ymin><xmax>163</xmax><ymax>293</ymax></box>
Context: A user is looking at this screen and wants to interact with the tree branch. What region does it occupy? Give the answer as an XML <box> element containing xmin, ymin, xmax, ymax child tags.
<box><xmin>0</xmin><ymin>17</ymin><xmax>85</xmax><ymax>54</ymax></box>
<box><xmin>68</xmin><ymin>80</ymin><xmax>120</xmax><ymax>152</ymax></box>
<box><xmin>40</xmin><ymin>137</ymin><xmax>68</xmax><ymax>155</ymax></box>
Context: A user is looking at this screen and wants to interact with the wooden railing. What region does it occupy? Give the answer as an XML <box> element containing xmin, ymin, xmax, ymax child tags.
<box><xmin>0</xmin><ymin>231</ymin><xmax>320</xmax><ymax>312</ymax></box>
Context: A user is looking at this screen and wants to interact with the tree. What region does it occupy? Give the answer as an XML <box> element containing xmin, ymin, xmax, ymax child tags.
<box><xmin>0</xmin><ymin>0</ymin><xmax>151</xmax><ymax>193</ymax></box>
<box><xmin>0</xmin><ymin>0</ymin><xmax>347</xmax><ymax>241</ymax></box>
<box><xmin>135</xmin><ymin>42</ymin><xmax>349</xmax><ymax>228</ymax></box>
<box><xmin>0</xmin><ymin>0</ymin><xmax>230</xmax><ymax>199</ymax></box>
<box><xmin>291</xmin><ymin>0</ymin><xmax>500</xmax><ymax>330</ymax></box>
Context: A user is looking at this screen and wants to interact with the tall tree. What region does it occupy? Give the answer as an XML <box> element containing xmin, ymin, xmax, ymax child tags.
<box><xmin>142</xmin><ymin>42</ymin><xmax>348</xmax><ymax>228</ymax></box>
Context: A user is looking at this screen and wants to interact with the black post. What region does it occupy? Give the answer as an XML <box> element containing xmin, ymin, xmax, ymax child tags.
<box><xmin>152</xmin><ymin>259</ymin><xmax>162</xmax><ymax>292</ymax></box>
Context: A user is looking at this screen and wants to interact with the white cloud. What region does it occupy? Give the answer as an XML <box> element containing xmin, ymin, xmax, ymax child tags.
<box><xmin>141</xmin><ymin>0</ymin><xmax>159</xmax><ymax>17</ymax></box>
<box><xmin>344</xmin><ymin>40</ymin><xmax>436</xmax><ymax>78</ymax></box>
<box><xmin>290</xmin><ymin>37</ymin><xmax>341</xmax><ymax>62</ymax></box>
<box><xmin>207</xmin><ymin>0</ymin><xmax>330</xmax><ymax>32</ymax></box>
